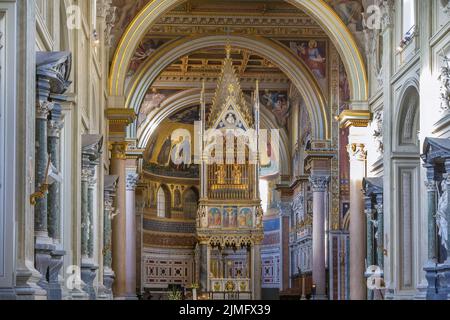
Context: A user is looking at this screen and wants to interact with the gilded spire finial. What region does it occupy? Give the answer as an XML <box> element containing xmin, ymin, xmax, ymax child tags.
<box><xmin>226</xmin><ymin>41</ymin><xmax>231</xmax><ymax>59</ymax></box>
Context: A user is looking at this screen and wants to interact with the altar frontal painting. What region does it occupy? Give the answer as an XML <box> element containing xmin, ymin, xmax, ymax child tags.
<box><xmin>223</xmin><ymin>206</ymin><xmax>238</xmax><ymax>228</ymax></box>
<box><xmin>238</xmin><ymin>208</ymin><xmax>253</xmax><ymax>228</ymax></box>
<box><xmin>208</xmin><ymin>208</ymin><xmax>222</xmax><ymax>227</ymax></box>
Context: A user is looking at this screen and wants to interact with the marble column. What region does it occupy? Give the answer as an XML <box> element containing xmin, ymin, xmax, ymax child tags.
<box><xmin>309</xmin><ymin>175</ymin><xmax>329</xmax><ymax>299</ymax></box>
<box><xmin>364</xmin><ymin>203</ymin><xmax>374</xmax><ymax>300</ymax></box>
<box><xmin>348</xmin><ymin>143</ymin><xmax>367</xmax><ymax>300</ymax></box>
<box><xmin>424</xmin><ymin>165</ymin><xmax>438</xmax><ymax>264</ymax></box>
<box><xmin>110</xmin><ymin>141</ymin><xmax>128</xmax><ymax>299</ymax></box>
<box><xmin>80</xmin><ymin>135</ymin><xmax>103</xmax><ymax>300</ymax></box>
<box><xmin>80</xmin><ymin>158</ymin><xmax>90</xmax><ymax>259</ymax></box>
<box><xmin>375</xmin><ymin>195</ymin><xmax>384</xmax><ymax>270</ymax></box>
<box><xmin>103</xmin><ymin>175</ymin><xmax>118</xmax><ymax>299</ymax></box>
<box><xmin>30</xmin><ymin>51</ymin><xmax>72</xmax><ymax>298</ymax></box>
<box><xmin>47</xmin><ymin>116</ymin><xmax>65</xmax><ymax>300</ymax></box>
<box><xmin>47</xmin><ymin>119</ymin><xmax>62</xmax><ymax>241</ymax></box>
<box><xmin>47</xmin><ymin>116</ymin><xmax>66</xmax><ymax>300</ymax></box>
<box><xmin>80</xmin><ymin>161</ymin><xmax>98</xmax><ymax>300</ymax></box>
<box><xmin>34</xmin><ymin>99</ymin><xmax>54</xmax><ymax>291</ymax></box>
<box><xmin>125</xmin><ymin>172</ymin><xmax>139</xmax><ymax>300</ymax></box>
<box><xmin>252</xmin><ymin>243</ymin><xmax>262</xmax><ymax>300</ymax></box>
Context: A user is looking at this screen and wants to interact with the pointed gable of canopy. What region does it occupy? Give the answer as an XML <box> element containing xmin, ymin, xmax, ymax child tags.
<box><xmin>207</xmin><ymin>44</ymin><xmax>254</xmax><ymax>130</ymax></box>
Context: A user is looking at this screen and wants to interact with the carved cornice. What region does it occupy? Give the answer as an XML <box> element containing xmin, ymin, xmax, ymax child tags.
<box><xmin>148</xmin><ymin>14</ymin><xmax>325</xmax><ymax>37</ymax></box>
<box><xmin>82</xmin><ymin>134</ymin><xmax>103</xmax><ymax>162</ymax></box>
<box><xmin>338</xmin><ymin>110</ymin><xmax>372</xmax><ymax>128</ymax></box>
<box><xmin>106</xmin><ymin>108</ymin><xmax>136</xmax><ymax>136</ymax></box>
<box><xmin>36</xmin><ymin>52</ymin><xmax>72</xmax><ymax>94</ymax></box>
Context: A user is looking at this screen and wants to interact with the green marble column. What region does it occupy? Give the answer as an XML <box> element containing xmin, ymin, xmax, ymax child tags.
<box><xmin>425</xmin><ymin>180</ymin><xmax>437</xmax><ymax>262</ymax></box>
<box><xmin>35</xmin><ymin>101</ymin><xmax>53</xmax><ymax>236</ymax></box>
<box><xmin>365</xmin><ymin>206</ymin><xmax>374</xmax><ymax>268</ymax></box>
<box><xmin>47</xmin><ymin>120</ymin><xmax>62</xmax><ymax>241</ymax></box>
<box><xmin>364</xmin><ymin>202</ymin><xmax>374</xmax><ymax>301</ymax></box>
<box><xmin>88</xmin><ymin>171</ymin><xmax>96</xmax><ymax>258</ymax></box>
<box><xmin>375</xmin><ymin>195</ymin><xmax>384</xmax><ymax>269</ymax></box>
<box><xmin>81</xmin><ymin>157</ymin><xmax>90</xmax><ymax>258</ymax></box>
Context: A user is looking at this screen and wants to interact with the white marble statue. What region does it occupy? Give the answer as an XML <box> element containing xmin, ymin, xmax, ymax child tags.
<box><xmin>436</xmin><ymin>180</ymin><xmax>449</xmax><ymax>250</ymax></box>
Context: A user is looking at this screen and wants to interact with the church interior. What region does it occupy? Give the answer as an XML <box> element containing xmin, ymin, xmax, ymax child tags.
<box><xmin>1</xmin><ymin>0</ymin><xmax>450</xmax><ymax>301</ymax></box>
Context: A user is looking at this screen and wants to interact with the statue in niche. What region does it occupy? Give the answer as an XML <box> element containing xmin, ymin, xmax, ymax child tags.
<box><xmin>256</xmin><ymin>206</ymin><xmax>264</xmax><ymax>228</ymax></box>
<box><xmin>215</xmin><ymin>165</ymin><xmax>226</xmax><ymax>184</ymax></box>
<box><xmin>198</xmin><ymin>206</ymin><xmax>208</xmax><ymax>228</ymax></box>
<box><xmin>436</xmin><ymin>179</ymin><xmax>449</xmax><ymax>250</ymax></box>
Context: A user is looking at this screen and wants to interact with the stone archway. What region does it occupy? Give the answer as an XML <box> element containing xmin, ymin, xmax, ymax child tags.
<box><xmin>109</xmin><ymin>0</ymin><xmax>368</xmax><ymax>105</ymax></box>
<box><xmin>126</xmin><ymin>35</ymin><xmax>328</xmax><ymax>140</ymax></box>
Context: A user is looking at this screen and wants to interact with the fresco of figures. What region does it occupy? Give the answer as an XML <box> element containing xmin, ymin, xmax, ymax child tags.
<box><xmin>207</xmin><ymin>207</ymin><xmax>254</xmax><ymax>228</ymax></box>
<box><xmin>260</xmin><ymin>90</ymin><xmax>290</xmax><ymax>127</ymax></box>
<box><xmin>209</xmin><ymin>208</ymin><xmax>222</xmax><ymax>227</ymax></box>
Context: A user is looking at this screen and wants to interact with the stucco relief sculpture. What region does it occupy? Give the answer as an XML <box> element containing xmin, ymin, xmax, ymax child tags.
<box><xmin>439</xmin><ymin>55</ymin><xmax>450</xmax><ymax>112</ymax></box>
<box><xmin>373</xmin><ymin>111</ymin><xmax>384</xmax><ymax>155</ymax></box>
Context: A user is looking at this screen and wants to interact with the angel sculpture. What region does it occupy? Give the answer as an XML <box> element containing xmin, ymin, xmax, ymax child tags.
<box><xmin>436</xmin><ymin>180</ymin><xmax>449</xmax><ymax>250</ymax></box>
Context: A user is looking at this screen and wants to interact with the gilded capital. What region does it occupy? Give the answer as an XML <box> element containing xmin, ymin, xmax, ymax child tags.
<box><xmin>109</xmin><ymin>141</ymin><xmax>128</xmax><ymax>160</ymax></box>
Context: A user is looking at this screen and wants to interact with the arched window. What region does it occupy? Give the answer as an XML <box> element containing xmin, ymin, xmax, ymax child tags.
<box><xmin>183</xmin><ymin>188</ymin><xmax>199</xmax><ymax>219</ymax></box>
<box><xmin>157</xmin><ymin>187</ymin><xmax>166</xmax><ymax>218</ymax></box>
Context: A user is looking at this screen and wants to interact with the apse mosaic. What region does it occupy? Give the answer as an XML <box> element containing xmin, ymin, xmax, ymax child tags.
<box><xmin>168</xmin><ymin>105</ymin><xmax>201</xmax><ymax>124</ymax></box>
<box><xmin>144</xmin><ymin>120</ymin><xmax>199</xmax><ymax>178</ymax></box>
